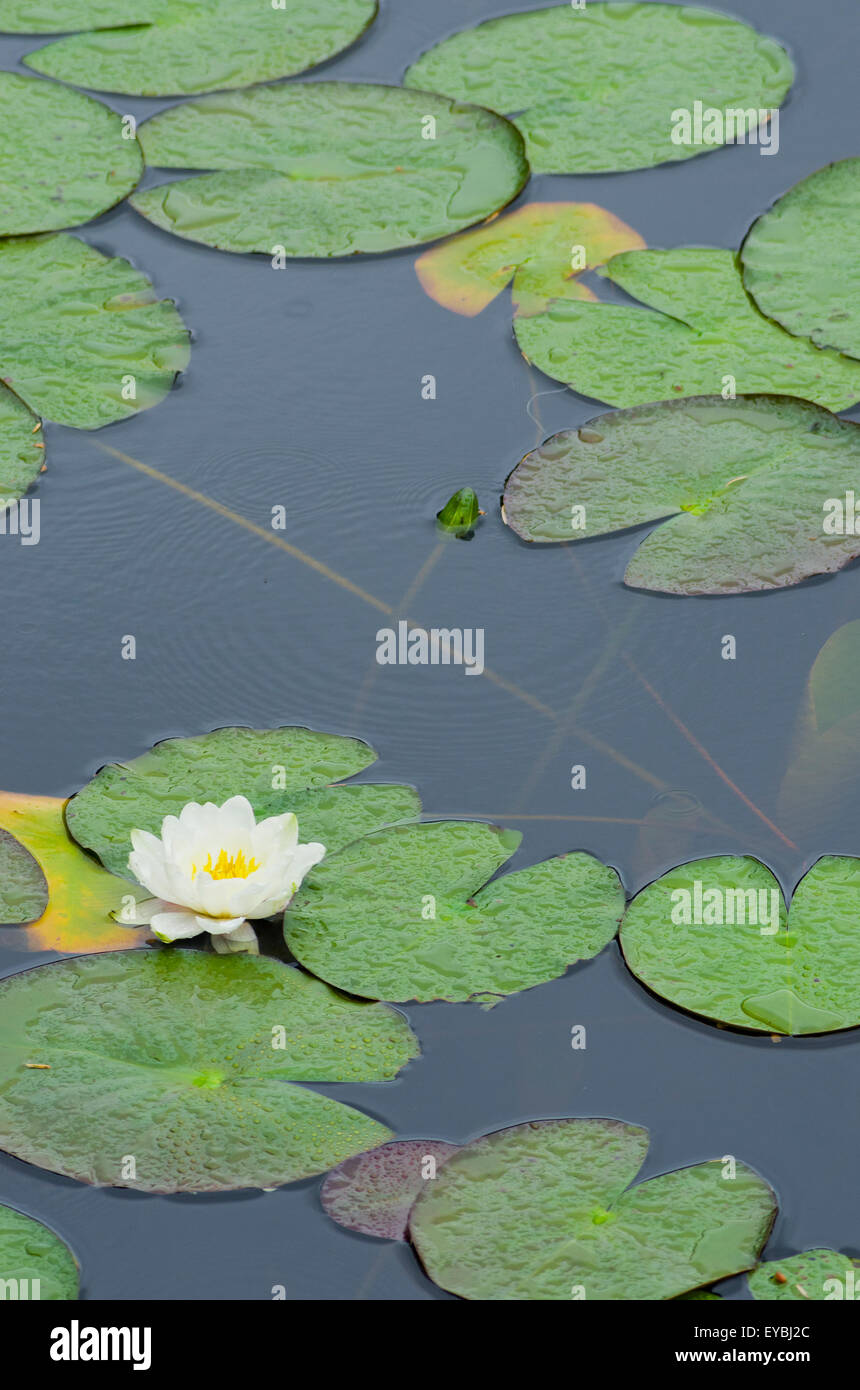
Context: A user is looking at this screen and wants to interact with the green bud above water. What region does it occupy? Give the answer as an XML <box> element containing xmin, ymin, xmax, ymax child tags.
<box><xmin>436</xmin><ymin>487</ymin><xmax>483</xmax><ymax>537</ymax></box>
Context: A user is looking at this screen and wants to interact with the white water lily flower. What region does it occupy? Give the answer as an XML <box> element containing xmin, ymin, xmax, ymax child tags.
<box><xmin>124</xmin><ymin>795</ymin><xmax>325</xmax><ymax>954</ymax></box>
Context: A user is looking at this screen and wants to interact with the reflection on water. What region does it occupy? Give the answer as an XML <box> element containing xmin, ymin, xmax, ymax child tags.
<box><xmin>1</xmin><ymin>0</ymin><xmax>860</xmax><ymax>1301</ymax></box>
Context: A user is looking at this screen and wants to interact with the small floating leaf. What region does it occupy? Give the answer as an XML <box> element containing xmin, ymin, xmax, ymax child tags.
<box><xmin>0</xmin><ymin>385</ymin><xmax>44</xmax><ymax>506</ymax></box>
<box><xmin>514</xmin><ymin>249</ymin><xmax>860</xmax><ymax>411</ymax></box>
<box><xmin>0</xmin><ymin>73</ymin><xmax>142</xmax><ymax>235</ymax></box>
<box><xmin>620</xmin><ymin>853</ymin><xmax>860</xmax><ymax>1034</ymax></box>
<box><xmin>742</xmin><ymin>159</ymin><xmax>860</xmax><ymax>361</ymax></box>
<box><xmin>0</xmin><ymin>1205</ymin><xmax>79</xmax><ymax>1300</ymax></box>
<box><xmin>66</xmin><ymin>725</ymin><xmax>419</xmax><ymax>879</ymax></box>
<box><xmin>415</xmin><ymin>202</ymin><xmax>644</xmax><ymax>317</ymax></box>
<box><xmin>21</xmin><ymin>0</ymin><xmax>378</xmax><ymax>96</ymax></box>
<box><xmin>0</xmin><ymin>233</ymin><xmax>189</xmax><ymax>430</ymax></box>
<box><xmin>436</xmin><ymin>488</ymin><xmax>481</xmax><ymax>536</ymax></box>
<box><xmin>404</xmin><ymin>3</ymin><xmax>793</xmax><ymax>175</ymax></box>
<box><xmin>285</xmin><ymin>820</ymin><xmax>624</xmax><ymax>1004</ymax></box>
<box><xmin>130</xmin><ymin>83</ymin><xmax>528</xmax><ymax>256</ymax></box>
<box><xmin>748</xmin><ymin>1249</ymin><xmax>859</xmax><ymax>1300</ymax></box>
<box><xmin>503</xmin><ymin>395</ymin><xmax>860</xmax><ymax>595</ymax></box>
<box><xmin>0</xmin><ymin>950</ymin><xmax>418</xmax><ymax>1191</ymax></box>
<box><xmin>409</xmin><ymin>1118</ymin><xmax>775</xmax><ymax>1300</ymax></box>
<box><xmin>321</xmin><ymin>1139</ymin><xmax>459</xmax><ymax>1240</ymax></box>
<box><xmin>0</xmin><ymin>792</ymin><xmax>140</xmax><ymax>954</ymax></box>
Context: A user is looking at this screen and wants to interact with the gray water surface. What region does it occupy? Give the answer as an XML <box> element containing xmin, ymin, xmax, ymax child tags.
<box><xmin>1</xmin><ymin>0</ymin><xmax>859</xmax><ymax>1299</ymax></box>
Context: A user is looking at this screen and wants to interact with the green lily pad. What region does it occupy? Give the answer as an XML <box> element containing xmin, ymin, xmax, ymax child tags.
<box><xmin>503</xmin><ymin>394</ymin><xmax>860</xmax><ymax>596</ymax></box>
<box><xmin>0</xmin><ymin>1205</ymin><xmax>79</xmax><ymax>1300</ymax></box>
<box><xmin>66</xmin><ymin>725</ymin><xmax>420</xmax><ymax>880</ymax></box>
<box><xmin>620</xmin><ymin>853</ymin><xmax>860</xmax><ymax>1034</ymax></box>
<box><xmin>742</xmin><ymin>159</ymin><xmax>860</xmax><ymax>361</ymax></box>
<box><xmin>749</xmin><ymin>1249</ymin><xmax>860</xmax><ymax>1300</ymax></box>
<box><xmin>0</xmin><ymin>73</ymin><xmax>142</xmax><ymax>236</ymax></box>
<box><xmin>130</xmin><ymin>82</ymin><xmax>529</xmax><ymax>256</ymax></box>
<box><xmin>0</xmin><ymin>950</ymin><xmax>418</xmax><ymax>1191</ymax></box>
<box><xmin>0</xmin><ymin>233</ymin><xmax>189</xmax><ymax>430</ymax></box>
<box><xmin>0</xmin><ymin>0</ymin><xmax>164</xmax><ymax>28</ymax></box>
<box><xmin>0</xmin><ymin>825</ymin><xmax>48</xmax><ymax>927</ymax></box>
<box><xmin>321</xmin><ymin>1139</ymin><xmax>459</xmax><ymax>1240</ymax></box>
<box><xmin>676</xmin><ymin>1288</ymin><xmax>722</xmax><ymax>1300</ymax></box>
<box><xmin>415</xmin><ymin>202</ymin><xmax>645</xmax><ymax>317</ymax></box>
<box><xmin>22</xmin><ymin>0</ymin><xmax>378</xmax><ymax>97</ymax></box>
<box><xmin>404</xmin><ymin>3</ymin><xmax>792</xmax><ymax>175</ymax></box>
<box><xmin>409</xmin><ymin>1118</ymin><xmax>776</xmax><ymax>1300</ymax></box>
<box><xmin>0</xmin><ymin>385</ymin><xmax>44</xmax><ymax>505</ymax></box>
<box><xmin>514</xmin><ymin>248</ymin><xmax>860</xmax><ymax>411</ymax></box>
<box><xmin>285</xmin><ymin>820</ymin><xmax>624</xmax><ymax>1004</ymax></box>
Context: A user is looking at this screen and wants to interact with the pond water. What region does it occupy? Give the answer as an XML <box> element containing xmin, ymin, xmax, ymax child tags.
<box><xmin>1</xmin><ymin>0</ymin><xmax>859</xmax><ymax>1299</ymax></box>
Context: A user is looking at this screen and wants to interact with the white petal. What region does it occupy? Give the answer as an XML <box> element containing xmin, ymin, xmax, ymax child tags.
<box><xmin>191</xmin><ymin>874</ymin><xmax>257</xmax><ymax>919</ymax></box>
<box><xmin>211</xmin><ymin>921</ymin><xmax>259</xmax><ymax>955</ymax></box>
<box><xmin>129</xmin><ymin>828</ymin><xmax>164</xmax><ymax>857</ymax></box>
<box><xmin>287</xmin><ymin>842</ymin><xmax>327</xmax><ymax>889</ymax></box>
<box><xmin>128</xmin><ymin>848</ymin><xmax>176</xmax><ymax>903</ymax></box>
<box><xmin>202</xmin><ymin>914</ymin><xmax>248</xmax><ymax>936</ymax></box>
<box><xmin>224</xmin><ymin>919</ymin><xmax>257</xmax><ymax>942</ymax></box>
<box><xmin>161</xmin><ymin>860</ymin><xmax>200</xmax><ymax>907</ymax></box>
<box><xmin>111</xmin><ymin>896</ymin><xmax>171</xmax><ymax>926</ymax></box>
<box><xmin>178</xmin><ymin>800</ymin><xmax>218</xmax><ymax>828</ymax></box>
<box><xmin>253</xmin><ymin>811</ymin><xmax>298</xmax><ymax>857</ymax></box>
<box><xmin>218</xmin><ymin>795</ymin><xmax>257</xmax><ymax>830</ymax></box>
<box><xmin>158</xmin><ymin>814</ymin><xmax>184</xmax><ymax>855</ymax></box>
<box><xmin>150</xmin><ymin>910</ymin><xmax>206</xmax><ymax>942</ymax></box>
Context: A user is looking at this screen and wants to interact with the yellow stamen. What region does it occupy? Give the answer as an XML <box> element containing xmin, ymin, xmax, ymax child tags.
<box><xmin>192</xmin><ymin>848</ymin><xmax>260</xmax><ymax>881</ymax></box>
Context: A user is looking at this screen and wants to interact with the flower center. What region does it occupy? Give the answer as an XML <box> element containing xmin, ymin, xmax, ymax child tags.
<box><xmin>194</xmin><ymin>847</ymin><xmax>260</xmax><ymax>881</ymax></box>
<box><xmin>191</xmin><ymin>1069</ymin><xmax>224</xmax><ymax>1089</ymax></box>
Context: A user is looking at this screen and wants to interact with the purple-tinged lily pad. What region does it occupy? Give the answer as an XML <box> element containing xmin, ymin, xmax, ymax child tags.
<box><xmin>322</xmin><ymin>1139</ymin><xmax>459</xmax><ymax>1240</ymax></box>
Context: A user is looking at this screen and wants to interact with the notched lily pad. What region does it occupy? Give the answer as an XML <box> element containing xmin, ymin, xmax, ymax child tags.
<box><xmin>285</xmin><ymin>819</ymin><xmax>624</xmax><ymax>1004</ymax></box>
<box><xmin>0</xmin><ymin>824</ymin><xmax>48</xmax><ymax>926</ymax></box>
<box><xmin>66</xmin><ymin>725</ymin><xmax>420</xmax><ymax>880</ymax></box>
<box><xmin>415</xmin><ymin>202</ymin><xmax>644</xmax><ymax>317</ymax></box>
<box><xmin>0</xmin><ymin>950</ymin><xmax>419</xmax><ymax>1192</ymax></box>
<box><xmin>409</xmin><ymin>1118</ymin><xmax>776</xmax><ymax>1300</ymax></box>
<box><xmin>0</xmin><ymin>233</ymin><xmax>189</xmax><ymax>430</ymax></box>
<box><xmin>620</xmin><ymin>853</ymin><xmax>860</xmax><ymax>1034</ymax></box>
<box><xmin>321</xmin><ymin>1138</ymin><xmax>459</xmax><ymax>1240</ymax></box>
<box><xmin>0</xmin><ymin>72</ymin><xmax>142</xmax><ymax>236</ymax></box>
<box><xmin>0</xmin><ymin>792</ymin><xmax>140</xmax><ymax>953</ymax></box>
<box><xmin>0</xmin><ymin>1204</ymin><xmax>79</xmax><ymax>1300</ymax></box>
<box><xmin>21</xmin><ymin>0</ymin><xmax>378</xmax><ymax>96</ymax></box>
<box><xmin>131</xmin><ymin>82</ymin><xmax>528</xmax><ymax>256</ymax></box>
<box><xmin>503</xmin><ymin>394</ymin><xmax>860</xmax><ymax>595</ymax></box>
<box><xmin>0</xmin><ymin>385</ymin><xmax>44</xmax><ymax>506</ymax></box>
<box><xmin>742</xmin><ymin>158</ymin><xmax>860</xmax><ymax>362</ymax></box>
<box><xmin>514</xmin><ymin>249</ymin><xmax>860</xmax><ymax>411</ymax></box>
<box><xmin>404</xmin><ymin>3</ymin><xmax>792</xmax><ymax>175</ymax></box>
<box><xmin>749</xmin><ymin>1249</ymin><xmax>860</xmax><ymax>1300</ymax></box>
